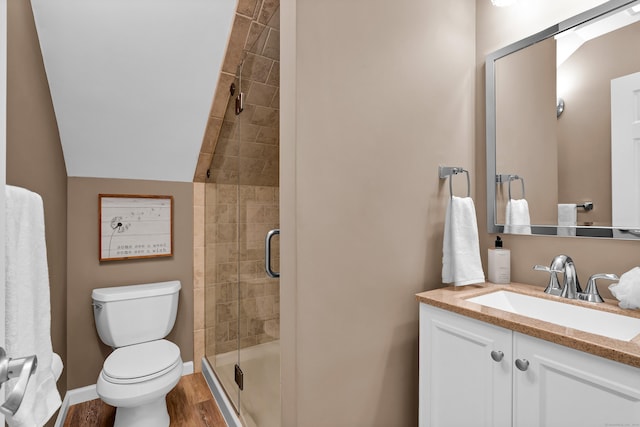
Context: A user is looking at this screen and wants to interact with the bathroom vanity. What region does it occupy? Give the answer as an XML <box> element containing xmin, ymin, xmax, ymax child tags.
<box><xmin>416</xmin><ymin>283</ymin><xmax>640</xmax><ymax>427</ymax></box>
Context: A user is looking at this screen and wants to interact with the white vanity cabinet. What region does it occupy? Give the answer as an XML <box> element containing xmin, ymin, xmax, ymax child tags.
<box><xmin>513</xmin><ymin>332</ymin><xmax>640</xmax><ymax>427</ymax></box>
<box><xmin>419</xmin><ymin>304</ymin><xmax>640</xmax><ymax>427</ymax></box>
<box><xmin>419</xmin><ymin>304</ymin><xmax>512</xmax><ymax>427</ymax></box>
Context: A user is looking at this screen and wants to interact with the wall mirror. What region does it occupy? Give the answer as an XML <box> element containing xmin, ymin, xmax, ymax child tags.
<box><xmin>486</xmin><ymin>0</ymin><xmax>640</xmax><ymax>239</ymax></box>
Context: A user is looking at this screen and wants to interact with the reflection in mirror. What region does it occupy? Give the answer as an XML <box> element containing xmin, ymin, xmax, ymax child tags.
<box><xmin>486</xmin><ymin>0</ymin><xmax>640</xmax><ymax>239</ymax></box>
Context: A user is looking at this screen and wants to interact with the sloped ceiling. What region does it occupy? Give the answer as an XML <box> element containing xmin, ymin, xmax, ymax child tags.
<box><xmin>556</xmin><ymin>3</ymin><xmax>640</xmax><ymax>66</ymax></box>
<box><xmin>30</xmin><ymin>0</ymin><xmax>236</xmax><ymax>182</ymax></box>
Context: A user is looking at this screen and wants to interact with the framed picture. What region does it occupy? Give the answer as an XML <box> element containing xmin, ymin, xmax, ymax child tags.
<box><xmin>99</xmin><ymin>194</ymin><xmax>173</xmax><ymax>261</ymax></box>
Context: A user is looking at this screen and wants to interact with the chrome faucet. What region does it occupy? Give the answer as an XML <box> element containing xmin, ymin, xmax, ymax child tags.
<box><xmin>534</xmin><ymin>255</ymin><xmax>581</xmax><ymax>297</ymax></box>
<box><xmin>534</xmin><ymin>255</ymin><xmax>618</xmax><ymax>303</ymax></box>
<box><xmin>556</xmin><ymin>255</ymin><xmax>582</xmax><ymax>299</ymax></box>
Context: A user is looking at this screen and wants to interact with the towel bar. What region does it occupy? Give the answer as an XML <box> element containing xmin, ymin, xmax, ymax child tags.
<box><xmin>496</xmin><ymin>174</ymin><xmax>526</xmax><ymax>200</ymax></box>
<box><xmin>577</xmin><ymin>201</ymin><xmax>594</xmax><ymax>211</ymax></box>
<box><xmin>439</xmin><ymin>166</ymin><xmax>470</xmax><ymax>198</ymax></box>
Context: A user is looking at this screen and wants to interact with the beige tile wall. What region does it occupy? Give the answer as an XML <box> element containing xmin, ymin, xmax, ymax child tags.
<box><xmin>205</xmin><ymin>183</ymin><xmax>280</xmax><ymax>356</ymax></box>
<box><xmin>208</xmin><ymin>6</ymin><xmax>280</xmax><ymax>188</ymax></box>
<box><xmin>194</xmin><ymin>0</ymin><xmax>280</xmax><ymax>183</ymax></box>
<box><xmin>193</xmin><ymin>182</ymin><xmax>205</xmax><ymax>372</ymax></box>
<box><xmin>192</xmin><ymin>0</ymin><xmax>280</xmax><ymax>370</ymax></box>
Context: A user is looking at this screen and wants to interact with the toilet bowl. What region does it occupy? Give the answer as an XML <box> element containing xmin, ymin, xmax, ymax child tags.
<box><xmin>97</xmin><ymin>340</ymin><xmax>182</xmax><ymax>427</ymax></box>
<box><xmin>92</xmin><ymin>281</ymin><xmax>182</xmax><ymax>427</ymax></box>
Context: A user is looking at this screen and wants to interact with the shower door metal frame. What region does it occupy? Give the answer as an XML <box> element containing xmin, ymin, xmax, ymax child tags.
<box><xmin>233</xmin><ymin>60</ymin><xmax>245</xmax><ymax>410</ymax></box>
<box><xmin>0</xmin><ymin>0</ymin><xmax>7</xmax><ymax>423</ymax></box>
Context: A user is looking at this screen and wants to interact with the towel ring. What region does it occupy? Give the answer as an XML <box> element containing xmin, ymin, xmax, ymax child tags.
<box><xmin>497</xmin><ymin>174</ymin><xmax>526</xmax><ymax>200</ymax></box>
<box><xmin>507</xmin><ymin>175</ymin><xmax>525</xmax><ymax>200</ymax></box>
<box><xmin>439</xmin><ymin>166</ymin><xmax>470</xmax><ymax>198</ymax></box>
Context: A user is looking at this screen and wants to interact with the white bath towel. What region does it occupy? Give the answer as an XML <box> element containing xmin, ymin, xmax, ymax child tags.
<box><xmin>504</xmin><ymin>199</ymin><xmax>531</xmax><ymax>235</ymax></box>
<box><xmin>4</xmin><ymin>185</ymin><xmax>62</xmax><ymax>426</ymax></box>
<box><xmin>557</xmin><ymin>203</ymin><xmax>577</xmax><ymax>237</ymax></box>
<box><xmin>609</xmin><ymin>267</ymin><xmax>640</xmax><ymax>309</ymax></box>
<box><xmin>442</xmin><ymin>196</ymin><xmax>485</xmax><ymax>286</ymax></box>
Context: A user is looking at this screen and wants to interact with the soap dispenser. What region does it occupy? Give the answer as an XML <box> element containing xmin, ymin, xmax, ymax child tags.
<box><xmin>488</xmin><ymin>236</ymin><xmax>510</xmax><ymax>284</ymax></box>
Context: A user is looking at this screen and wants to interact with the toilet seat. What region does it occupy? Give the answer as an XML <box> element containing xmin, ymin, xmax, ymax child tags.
<box><xmin>97</xmin><ymin>357</ymin><xmax>183</xmax><ymax>409</ymax></box>
<box><xmin>103</xmin><ymin>339</ymin><xmax>181</xmax><ymax>385</ymax></box>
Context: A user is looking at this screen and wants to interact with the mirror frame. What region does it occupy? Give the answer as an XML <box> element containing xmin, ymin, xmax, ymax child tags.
<box><xmin>486</xmin><ymin>0</ymin><xmax>640</xmax><ymax>239</ymax></box>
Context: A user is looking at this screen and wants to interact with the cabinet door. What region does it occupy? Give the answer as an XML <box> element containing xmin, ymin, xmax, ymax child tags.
<box><xmin>420</xmin><ymin>305</ymin><xmax>512</xmax><ymax>427</ymax></box>
<box><xmin>514</xmin><ymin>332</ymin><xmax>640</xmax><ymax>427</ymax></box>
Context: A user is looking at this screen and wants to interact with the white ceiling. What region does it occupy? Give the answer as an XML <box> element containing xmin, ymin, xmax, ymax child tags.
<box><xmin>556</xmin><ymin>1</ymin><xmax>640</xmax><ymax>67</ymax></box>
<box><xmin>30</xmin><ymin>0</ymin><xmax>236</xmax><ymax>182</ymax></box>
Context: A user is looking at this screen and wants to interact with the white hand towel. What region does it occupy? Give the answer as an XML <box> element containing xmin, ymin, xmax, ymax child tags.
<box><xmin>442</xmin><ymin>196</ymin><xmax>485</xmax><ymax>286</ymax></box>
<box><xmin>609</xmin><ymin>267</ymin><xmax>640</xmax><ymax>309</ymax></box>
<box><xmin>5</xmin><ymin>185</ymin><xmax>62</xmax><ymax>426</ymax></box>
<box><xmin>504</xmin><ymin>199</ymin><xmax>531</xmax><ymax>235</ymax></box>
<box><xmin>557</xmin><ymin>203</ymin><xmax>577</xmax><ymax>237</ymax></box>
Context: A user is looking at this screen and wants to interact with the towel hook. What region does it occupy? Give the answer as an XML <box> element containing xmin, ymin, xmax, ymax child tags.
<box><xmin>439</xmin><ymin>166</ymin><xmax>470</xmax><ymax>198</ymax></box>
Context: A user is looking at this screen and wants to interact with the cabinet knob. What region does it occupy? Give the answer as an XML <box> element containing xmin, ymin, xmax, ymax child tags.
<box><xmin>515</xmin><ymin>358</ymin><xmax>529</xmax><ymax>371</ymax></box>
<box><xmin>490</xmin><ymin>350</ymin><xmax>504</xmax><ymax>362</ymax></box>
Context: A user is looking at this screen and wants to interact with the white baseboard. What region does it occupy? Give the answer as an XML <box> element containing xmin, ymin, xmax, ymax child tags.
<box><xmin>53</xmin><ymin>384</ymin><xmax>97</xmax><ymax>427</ymax></box>
<box><xmin>182</xmin><ymin>360</ymin><xmax>194</xmax><ymax>375</ymax></box>
<box><xmin>54</xmin><ymin>360</ymin><xmax>194</xmax><ymax>427</ymax></box>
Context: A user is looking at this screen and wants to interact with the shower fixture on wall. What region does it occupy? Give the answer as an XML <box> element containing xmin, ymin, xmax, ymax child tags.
<box><xmin>557</xmin><ymin>98</ymin><xmax>565</xmax><ymax>118</ymax></box>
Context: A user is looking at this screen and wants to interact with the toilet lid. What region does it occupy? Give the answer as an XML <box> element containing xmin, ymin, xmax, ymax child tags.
<box><xmin>103</xmin><ymin>340</ymin><xmax>181</xmax><ymax>381</ymax></box>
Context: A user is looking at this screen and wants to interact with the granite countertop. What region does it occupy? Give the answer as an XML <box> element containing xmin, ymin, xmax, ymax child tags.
<box><xmin>416</xmin><ymin>282</ymin><xmax>640</xmax><ymax>368</ymax></box>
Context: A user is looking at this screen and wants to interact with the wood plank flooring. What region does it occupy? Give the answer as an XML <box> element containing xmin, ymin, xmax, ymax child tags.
<box><xmin>63</xmin><ymin>373</ymin><xmax>227</xmax><ymax>427</ymax></box>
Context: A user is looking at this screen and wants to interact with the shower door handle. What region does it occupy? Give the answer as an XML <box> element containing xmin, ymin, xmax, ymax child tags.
<box><xmin>265</xmin><ymin>229</ymin><xmax>280</xmax><ymax>278</ymax></box>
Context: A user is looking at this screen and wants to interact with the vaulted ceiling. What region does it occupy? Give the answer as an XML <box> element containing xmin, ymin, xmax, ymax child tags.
<box><xmin>31</xmin><ymin>0</ymin><xmax>236</xmax><ymax>182</ymax></box>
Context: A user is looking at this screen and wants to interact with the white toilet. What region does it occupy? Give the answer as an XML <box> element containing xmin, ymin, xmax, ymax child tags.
<box><xmin>92</xmin><ymin>280</ymin><xmax>183</xmax><ymax>427</ymax></box>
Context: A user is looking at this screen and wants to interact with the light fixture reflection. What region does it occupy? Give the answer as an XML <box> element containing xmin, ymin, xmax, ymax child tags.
<box><xmin>491</xmin><ymin>0</ymin><xmax>517</xmax><ymax>6</ymax></box>
<box><xmin>628</xmin><ymin>4</ymin><xmax>640</xmax><ymax>15</ymax></box>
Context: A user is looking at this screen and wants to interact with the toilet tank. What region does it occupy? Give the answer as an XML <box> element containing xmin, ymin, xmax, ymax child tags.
<box><xmin>92</xmin><ymin>280</ymin><xmax>181</xmax><ymax>348</ymax></box>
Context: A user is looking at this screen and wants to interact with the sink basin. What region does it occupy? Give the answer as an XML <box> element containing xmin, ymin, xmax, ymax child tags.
<box><xmin>467</xmin><ymin>290</ymin><xmax>640</xmax><ymax>342</ymax></box>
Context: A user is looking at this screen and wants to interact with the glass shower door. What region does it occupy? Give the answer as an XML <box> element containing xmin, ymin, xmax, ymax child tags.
<box><xmin>204</xmin><ymin>68</ymin><xmax>244</xmax><ymax>413</ymax></box>
<box><xmin>236</xmin><ymin>6</ymin><xmax>281</xmax><ymax>426</ymax></box>
<box><xmin>205</xmin><ymin>4</ymin><xmax>280</xmax><ymax>426</ymax></box>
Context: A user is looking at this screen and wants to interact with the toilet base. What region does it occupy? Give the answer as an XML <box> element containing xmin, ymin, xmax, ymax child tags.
<box><xmin>114</xmin><ymin>397</ymin><xmax>170</xmax><ymax>427</ymax></box>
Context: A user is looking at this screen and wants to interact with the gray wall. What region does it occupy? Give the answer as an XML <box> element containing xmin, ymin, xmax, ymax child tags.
<box><xmin>7</xmin><ymin>0</ymin><xmax>68</xmax><ymax>396</ymax></box>
<box><xmin>66</xmin><ymin>177</ymin><xmax>194</xmax><ymax>388</ymax></box>
<box><xmin>280</xmin><ymin>0</ymin><xmax>476</xmax><ymax>425</ymax></box>
<box><xmin>7</xmin><ymin>0</ymin><xmax>197</xmax><ymax>393</ymax></box>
